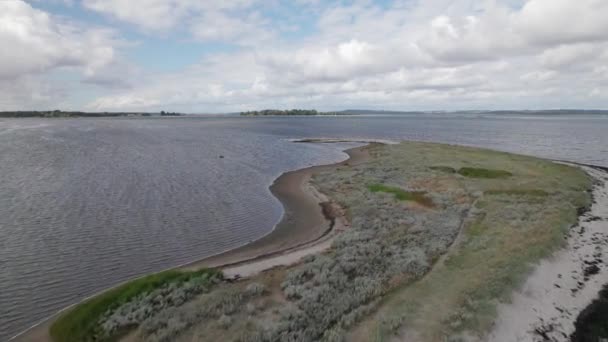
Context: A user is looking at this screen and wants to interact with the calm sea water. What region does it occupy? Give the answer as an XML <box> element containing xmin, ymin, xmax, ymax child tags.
<box><xmin>1</xmin><ymin>115</ymin><xmax>607</xmax><ymax>340</ymax></box>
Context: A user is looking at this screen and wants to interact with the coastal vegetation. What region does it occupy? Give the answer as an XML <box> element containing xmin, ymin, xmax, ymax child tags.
<box><xmin>430</xmin><ymin>165</ymin><xmax>513</xmax><ymax>178</ymax></box>
<box><xmin>349</xmin><ymin>144</ymin><xmax>591</xmax><ymax>341</ymax></box>
<box><xmin>456</xmin><ymin>167</ymin><xmax>513</xmax><ymax>178</ymax></box>
<box><xmin>367</xmin><ymin>184</ymin><xmax>433</xmax><ymax>207</ymax></box>
<box><xmin>0</xmin><ymin>110</ymin><xmax>182</xmax><ymax>118</ymax></box>
<box><xmin>45</xmin><ymin>142</ymin><xmax>593</xmax><ymax>342</ymax></box>
<box><xmin>49</xmin><ymin>269</ymin><xmax>220</xmax><ymax>342</ymax></box>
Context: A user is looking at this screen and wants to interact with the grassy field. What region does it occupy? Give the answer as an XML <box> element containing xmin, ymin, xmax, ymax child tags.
<box><xmin>49</xmin><ymin>269</ymin><xmax>220</xmax><ymax>342</ymax></box>
<box><xmin>345</xmin><ymin>142</ymin><xmax>591</xmax><ymax>341</ymax></box>
<box><xmin>367</xmin><ymin>184</ymin><xmax>433</xmax><ymax>207</ymax></box>
<box><xmin>51</xmin><ymin>142</ymin><xmax>592</xmax><ymax>342</ymax></box>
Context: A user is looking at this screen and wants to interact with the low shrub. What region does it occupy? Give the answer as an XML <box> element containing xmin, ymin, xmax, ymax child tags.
<box><xmin>218</xmin><ymin>314</ymin><xmax>233</xmax><ymax>330</ymax></box>
<box><xmin>457</xmin><ymin>167</ymin><xmax>512</xmax><ymax>178</ymax></box>
<box><xmin>140</xmin><ymin>284</ymin><xmax>267</xmax><ymax>341</ymax></box>
<box><xmin>367</xmin><ymin>184</ymin><xmax>433</xmax><ymax>207</ymax></box>
<box><xmin>484</xmin><ymin>189</ymin><xmax>549</xmax><ymax>197</ymax></box>
<box><xmin>99</xmin><ymin>272</ymin><xmax>218</xmax><ymax>338</ymax></box>
<box><xmin>49</xmin><ymin>268</ymin><xmax>221</xmax><ymax>342</ymax></box>
<box><xmin>237</xmin><ymin>179</ymin><xmax>466</xmax><ymax>341</ymax></box>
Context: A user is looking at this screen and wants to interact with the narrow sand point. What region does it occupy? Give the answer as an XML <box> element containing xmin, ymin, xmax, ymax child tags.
<box><xmin>181</xmin><ymin>142</ymin><xmax>372</xmax><ymax>273</ymax></box>
<box><xmin>488</xmin><ymin>165</ymin><xmax>608</xmax><ymax>341</ymax></box>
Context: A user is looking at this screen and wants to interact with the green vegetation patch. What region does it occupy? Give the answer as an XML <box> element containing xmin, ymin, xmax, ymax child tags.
<box><xmin>104</xmin><ymin>142</ymin><xmax>592</xmax><ymax>342</ymax></box>
<box><xmin>429</xmin><ymin>166</ymin><xmax>456</xmax><ymax>173</ymax></box>
<box><xmin>351</xmin><ymin>143</ymin><xmax>592</xmax><ymax>342</ymax></box>
<box><xmin>368</xmin><ymin>184</ymin><xmax>433</xmax><ymax>207</ymax></box>
<box><xmin>50</xmin><ymin>268</ymin><xmax>221</xmax><ymax>342</ymax></box>
<box><xmin>484</xmin><ymin>189</ymin><xmax>549</xmax><ymax>197</ymax></box>
<box><xmin>457</xmin><ymin>167</ymin><xmax>513</xmax><ymax>179</ymax></box>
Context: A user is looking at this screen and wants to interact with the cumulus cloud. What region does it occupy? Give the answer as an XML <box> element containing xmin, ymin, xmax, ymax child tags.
<box><xmin>5</xmin><ymin>0</ymin><xmax>608</xmax><ymax>111</ymax></box>
<box><xmin>82</xmin><ymin>0</ymin><xmax>265</xmax><ymax>41</ymax></box>
<box><xmin>0</xmin><ymin>1</ymin><xmax>117</xmax><ymax>80</ymax></box>
<box><xmin>419</xmin><ymin>0</ymin><xmax>608</xmax><ymax>62</ymax></box>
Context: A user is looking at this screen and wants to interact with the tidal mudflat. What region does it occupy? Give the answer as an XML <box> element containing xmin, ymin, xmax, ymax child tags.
<box><xmin>25</xmin><ymin>141</ymin><xmax>603</xmax><ymax>342</ymax></box>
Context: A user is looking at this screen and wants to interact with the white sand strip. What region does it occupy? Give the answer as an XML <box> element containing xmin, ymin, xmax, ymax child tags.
<box><xmin>488</xmin><ymin>165</ymin><xmax>608</xmax><ymax>341</ymax></box>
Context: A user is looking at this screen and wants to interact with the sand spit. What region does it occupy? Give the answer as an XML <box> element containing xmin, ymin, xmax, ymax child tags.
<box><xmin>488</xmin><ymin>165</ymin><xmax>608</xmax><ymax>341</ymax></box>
<box><xmin>182</xmin><ymin>142</ymin><xmax>372</xmax><ymax>273</ymax></box>
<box><xmin>291</xmin><ymin>137</ymin><xmax>399</xmax><ymax>145</ymax></box>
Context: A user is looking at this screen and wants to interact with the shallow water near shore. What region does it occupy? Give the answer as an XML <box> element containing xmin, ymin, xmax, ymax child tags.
<box><xmin>1</xmin><ymin>115</ymin><xmax>607</xmax><ymax>340</ymax></box>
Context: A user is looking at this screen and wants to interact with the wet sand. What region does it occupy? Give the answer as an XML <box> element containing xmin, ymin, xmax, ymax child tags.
<box><xmin>12</xmin><ymin>143</ymin><xmax>374</xmax><ymax>342</ymax></box>
<box><xmin>182</xmin><ymin>143</ymin><xmax>372</xmax><ymax>272</ymax></box>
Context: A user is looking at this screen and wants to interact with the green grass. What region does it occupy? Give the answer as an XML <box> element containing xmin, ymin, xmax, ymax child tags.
<box><xmin>368</xmin><ymin>184</ymin><xmax>433</xmax><ymax>207</ymax></box>
<box><xmin>336</xmin><ymin>142</ymin><xmax>593</xmax><ymax>342</ymax></box>
<box><xmin>484</xmin><ymin>189</ymin><xmax>549</xmax><ymax>197</ymax></box>
<box><xmin>49</xmin><ymin>268</ymin><xmax>221</xmax><ymax>342</ymax></box>
<box><xmin>457</xmin><ymin>167</ymin><xmax>513</xmax><ymax>178</ymax></box>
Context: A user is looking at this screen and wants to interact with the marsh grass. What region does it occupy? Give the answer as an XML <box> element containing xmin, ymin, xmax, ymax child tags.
<box><xmin>348</xmin><ymin>143</ymin><xmax>592</xmax><ymax>342</ymax></box>
<box><xmin>49</xmin><ymin>269</ymin><xmax>221</xmax><ymax>342</ymax></box>
<box><xmin>484</xmin><ymin>189</ymin><xmax>549</xmax><ymax>197</ymax></box>
<box><xmin>457</xmin><ymin>167</ymin><xmax>513</xmax><ymax>178</ymax></box>
<box><xmin>367</xmin><ymin>184</ymin><xmax>433</xmax><ymax>207</ymax></box>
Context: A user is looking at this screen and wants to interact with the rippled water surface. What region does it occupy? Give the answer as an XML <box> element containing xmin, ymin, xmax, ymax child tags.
<box><xmin>1</xmin><ymin>115</ymin><xmax>607</xmax><ymax>340</ymax></box>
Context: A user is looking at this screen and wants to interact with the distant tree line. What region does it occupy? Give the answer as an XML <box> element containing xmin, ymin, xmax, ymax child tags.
<box><xmin>0</xmin><ymin>110</ymin><xmax>183</xmax><ymax>118</ymax></box>
<box><xmin>160</xmin><ymin>111</ymin><xmax>181</xmax><ymax>116</ymax></box>
<box><xmin>240</xmin><ymin>109</ymin><xmax>348</xmax><ymax>116</ymax></box>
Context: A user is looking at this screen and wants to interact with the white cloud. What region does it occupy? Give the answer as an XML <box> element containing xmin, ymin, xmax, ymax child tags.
<box><xmin>83</xmin><ymin>0</ymin><xmax>184</xmax><ymax>30</ymax></box>
<box><xmin>0</xmin><ymin>1</ymin><xmax>117</xmax><ymax>80</ymax></box>
<box><xmin>190</xmin><ymin>10</ymin><xmax>273</xmax><ymax>44</ymax></box>
<box><xmin>515</xmin><ymin>0</ymin><xmax>608</xmax><ymax>46</ymax></box>
<box><xmin>6</xmin><ymin>0</ymin><xmax>608</xmax><ymax>111</ymax></box>
<box><xmin>418</xmin><ymin>0</ymin><xmax>608</xmax><ymax>62</ymax></box>
<box><xmin>82</xmin><ymin>0</ymin><xmax>275</xmax><ymax>45</ymax></box>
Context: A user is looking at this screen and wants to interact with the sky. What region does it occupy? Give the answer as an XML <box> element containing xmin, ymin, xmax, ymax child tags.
<box><xmin>1</xmin><ymin>0</ymin><xmax>607</xmax><ymax>113</ymax></box>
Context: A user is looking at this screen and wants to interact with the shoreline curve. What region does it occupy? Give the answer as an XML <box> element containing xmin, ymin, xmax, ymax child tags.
<box><xmin>12</xmin><ymin>141</ymin><xmax>376</xmax><ymax>342</ymax></box>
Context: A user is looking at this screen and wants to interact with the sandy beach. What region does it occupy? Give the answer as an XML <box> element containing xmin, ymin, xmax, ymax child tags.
<box><xmin>181</xmin><ymin>142</ymin><xmax>372</xmax><ymax>273</ymax></box>
<box><xmin>12</xmin><ymin>143</ymin><xmax>373</xmax><ymax>342</ymax></box>
<box><xmin>488</xmin><ymin>164</ymin><xmax>608</xmax><ymax>341</ymax></box>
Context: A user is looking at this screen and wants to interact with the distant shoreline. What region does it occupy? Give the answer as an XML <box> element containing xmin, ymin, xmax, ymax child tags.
<box><xmin>0</xmin><ymin>111</ymin><xmax>183</xmax><ymax>118</ymax></box>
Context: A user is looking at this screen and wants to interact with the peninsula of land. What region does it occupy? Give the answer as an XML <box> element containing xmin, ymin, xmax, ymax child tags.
<box><xmin>15</xmin><ymin>141</ymin><xmax>608</xmax><ymax>342</ymax></box>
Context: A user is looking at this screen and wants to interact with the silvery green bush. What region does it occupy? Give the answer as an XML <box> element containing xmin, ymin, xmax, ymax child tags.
<box><xmin>99</xmin><ymin>273</ymin><xmax>218</xmax><ymax>337</ymax></box>
<box><xmin>238</xmin><ymin>165</ymin><xmax>468</xmax><ymax>341</ymax></box>
<box><xmin>140</xmin><ymin>284</ymin><xmax>267</xmax><ymax>341</ymax></box>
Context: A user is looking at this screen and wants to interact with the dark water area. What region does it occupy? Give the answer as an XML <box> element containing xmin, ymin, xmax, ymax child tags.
<box><xmin>1</xmin><ymin>115</ymin><xmax>607</xmax><ymax>340</ymax></box>
<box><xmin>572</xmin><ymin>285</ymin><xmax>608</xmax><ymax>342</ymax></box>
